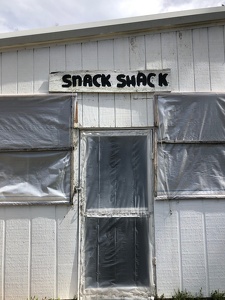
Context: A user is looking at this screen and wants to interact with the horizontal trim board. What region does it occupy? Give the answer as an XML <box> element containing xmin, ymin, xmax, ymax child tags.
<box><xmin>157</xmin><ymin>141</ymin><xmax>225</xmax><ymax>144</ymax></box>
<box><xmin>0</xmin><ymin>200</ymin><xmax>72</xmax><ymax>205</ymax></box>
<box><xmin>0</xmin><ymin>147</ymin><xmax>73</xmax><ymax>152</ymax></box>
<box><xmin>155</xmin><ymin>195</ymin><xmax>225</xmax><ymax>200</ymax></box>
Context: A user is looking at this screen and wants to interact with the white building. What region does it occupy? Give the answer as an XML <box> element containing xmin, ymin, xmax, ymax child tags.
<box><xmin>0</xmin><ymin>6</ymin><xmax>225</xmax><ymax>300</ymax></box>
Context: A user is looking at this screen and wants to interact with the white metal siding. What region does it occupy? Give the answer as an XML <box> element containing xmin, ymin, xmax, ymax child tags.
<box><xmin>0</xmin><ymin>24</ymin><xmax>224</xmax><ymax>299</ymax></box>
<box><xmin>155</xmin><ymin>200</ymin><xmax>225</xmax><ymax>297</ymax></box>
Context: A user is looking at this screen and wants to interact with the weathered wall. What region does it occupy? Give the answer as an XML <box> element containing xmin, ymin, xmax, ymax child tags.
<box><xmin>0</xmin><ymin>24</ymin><xmax>224</xmax><ymax>299</ymax></box>
<box><xmin>155</xmin><ymin>200</ymin><xmax>225</xmax><ymax>297</ymax></box>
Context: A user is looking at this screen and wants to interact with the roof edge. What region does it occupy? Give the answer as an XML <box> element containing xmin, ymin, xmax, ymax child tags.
<box><xmin>0</xmin><ymin>6</ymin><xmax>225</xmax><ymax>49</ymax></box>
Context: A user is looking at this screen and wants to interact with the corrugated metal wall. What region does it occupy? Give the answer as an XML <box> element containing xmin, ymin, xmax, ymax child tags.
<box><xmin>0</xmin><ymin>24</ymin><xmax>225</xmax><ymax>299</ymax></box>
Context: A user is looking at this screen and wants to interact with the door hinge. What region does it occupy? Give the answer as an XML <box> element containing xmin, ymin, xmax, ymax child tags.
<box><xmin>74</xmin><ymin>186</ymin><xmax>82</xmax><ymax>194</ymax></box>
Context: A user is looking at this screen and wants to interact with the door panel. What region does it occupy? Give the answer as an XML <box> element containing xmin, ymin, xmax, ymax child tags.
<box><xmin>85</xmin><ymin>135</ymin><xmax>148</xmax><ymax>209</ymax></box>
<box><xmin>85</xmin><ymin>217</ymin><xmax>150</xmax><ymax>288</ymax></box>
<box><xmin>79</xmin><ymin>130</ymin><xmax>154</xmax><ymax>299</ymax></box>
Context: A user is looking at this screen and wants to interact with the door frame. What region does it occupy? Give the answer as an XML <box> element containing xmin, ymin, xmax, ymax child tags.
<box><xmin>77</xmin><ymin>129</ymin><xmax>155</xmax><ymax>300</ymax></box>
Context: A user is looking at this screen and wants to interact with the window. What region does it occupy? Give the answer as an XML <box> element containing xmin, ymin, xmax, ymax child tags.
<box><xmin>0</xmin><ymin>94</ymin><xmax>73</xmax><ymax>204</ymax></box>
<box><xmin>155</xmin><ymin>93</ymin><xmax>225</xmax><ymax>200</ymax></box>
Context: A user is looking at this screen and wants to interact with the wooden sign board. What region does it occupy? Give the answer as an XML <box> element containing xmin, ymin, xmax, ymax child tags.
<box><xmin>49</xmin><ymin>70</ymin><xmax>171</xmax><ymax>93</ymax></box>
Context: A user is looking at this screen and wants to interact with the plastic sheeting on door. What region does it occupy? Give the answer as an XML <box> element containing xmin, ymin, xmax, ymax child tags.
<box><xmin>80</xmin><ymin>131</ymin><xmax>154</xmax><ymax>299</ymax></box>
<box><xmin>0</xmin><ymin>95</ymin><xmax>73</xmax><ymax>203</ymax></box>
<box><xmin>156</xmin><ymin>93</ymin><xmax>225</xmax><ymax>199</ymax></box>
<box><xmin>85</xmin><ymin>217</ymin><xmax>150</xmax><ymax>287</ymax></box>
<box><xmin>84</xmin><ymin>135</ymin><xmax>148</xmax><ymax>210</ymax></box>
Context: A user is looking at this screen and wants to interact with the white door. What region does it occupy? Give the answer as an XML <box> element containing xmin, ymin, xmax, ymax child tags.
<box><xmin>79</xmin><ymin>130</ymin><xmax>154</xmax><ymax>299</ymax></box>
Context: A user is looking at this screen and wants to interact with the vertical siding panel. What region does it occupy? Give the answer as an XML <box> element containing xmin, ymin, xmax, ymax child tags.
<box><xmin>115</xmin><ymin>93</ymin><xmax>132</xmax><ymax>127</ymax></box>
<box><xmin>129</xmin><ymin>37</ymin><xmax>147</xmax><ymax>126</ymax></box>
<box><xmin>66</xmin><ymin>43</ymin><xmax>82</xmax><ymax>71</ymax></box>
<box><xmin>177</xmin><ymin>30</ymin><xmax>195</xmax><ymax>91</ymax></box>
<box><xmin>82</xmin><ymin>41</ymin><xmax>98</xmax><ymax>70</ymax></box>
<box><xmin>50</xmin><ymin>45</ymin><xmax>66</xmax><ymax>72</ymax></box>
<box><xmin>203</xmin><ymin>206</ymin><xmax>210</xmax><ymax>295</ymax></box>
<box><xmin>98</xmin><ymin>40</ymin><xmax>114</xmax><ymax>70</ymax></box>
<box><xmin>98</xmin><ymin>40</ymin><xmax>115</xmax><ymax>127</ymax></box>
<box><xmin>155</xmin><ymin>201</ymin><xmax>180</xmax><ymax>297</ymax></box>
<box><xmin>33</xmin><ymin>47</ymin><xmax>50</xmax><ymax>93</ymax></box>
<box><xmin>146</xmin><ymin>94</ymin><xmax>154</xmax><ymax>126</ymax></box>
<box><xmin>145</xmin><ymin>34</ymin><xmax>162</xmax><ymax>126</ymax></box>
<box><xmin>208</xmin><ymin>26</ymin><xmax>225</xmax><ymax>91</ymax></box>
<box><xmin>145</xmin><ymin>33</ymin><xmax>162</xmax><ymax>69</ymax></box>
<box><xmin>82</xmin><ymin>42</ymin><xmax>98</xmax><ymax>127</ymax></box>
<box><xmin>66</xmin><ymin>44</ymin><xmax>83</xmax><ymax>126</ymax></box>
<box><xmin>114</xmin><ymin>37</ymin><xmax>132</xmax><ymax>127</ymax></box>
<box><xmin>192</xmin><ymin>28</ymin><xmax>210</xmax><ymax>91</ymax></box>
<box><xmin>131</xmin><ymin>93</ymin><xmax>148</xmax><ymax>127</ymax></box>
<box><xmin>31</xmin><ymin>207</ymin><xmax>56</xmax><ymax>299</ymax></box>
<box><xmin>2</xmin><ymin>52</ymin><xmax>17</xmax><ymax>94</ymax></box>
<box><xmin>4</xmin><ymin>207</ymin><xmax>29</xmax><ymax>300</ymax></box>
<box><xmin>161</xmin><ymin>32</ymin><xmax>179</xmax><ymax>91</ymax></box>
<box><xmin>205</xmin><ymin>201</ymin><xmax>225</xmax><ymax>291</ymax></box>
<box><xmin>0</xmin><ymin>209</ymin><xmax>4</xmax><ymax>300</ymax></box>
<box><xmin>179</xmin><ymin>202</ymin><xmax>207</xmax><ymax>295</ymax></box>
<box><xmin>99</xmin><ymin>93</ymin><xmax>115</xmax><ymax>127</ymax></box>
<box><xmin>18</xmin><ymin>49</ymin><xmax>34</xmax><ymax>94</ymax></box>
<box><xmin>129</xmin><ymin>36</ymin><xmax>146</xmax><ymax>70</ymax></box>
<box><xmin>82</xmin><ymin>93</ymin><xmax>99</xmax><ymax>127</ymax></box>
<box><xmin>57</xmin><ymin>206</ymin><xmax>78</xmax><ymax>299</ymax></box>
<box><xmin>114</xmin><ymin>37</ymin><xmax>130</xmax><ymax>71</ymax></box>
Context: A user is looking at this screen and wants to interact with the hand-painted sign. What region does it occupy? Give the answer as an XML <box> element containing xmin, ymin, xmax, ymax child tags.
<box><xmin>49</xmin><ymin>70</ymin><xmax>171</xmax><ymax>93</ymax></box>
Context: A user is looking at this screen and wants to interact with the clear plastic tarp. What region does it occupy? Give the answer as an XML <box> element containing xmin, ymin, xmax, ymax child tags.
<box><xmin>156</xmin><ymin>93</ymin><xmax>225</xmax><ymax>199</ymax></box>
<box><xmin>0</xmin><ymin>151</ymin><xmax>71</xmax><ymax>201</ymax></box>
<box><xmin>158</xmin><ymin>144</ymin><xmax>225</xmax><ymax>198</ymax></box>
<box><xmin>0</xmin><ymin>95</ymin><xmax>73</xmax><ymax>203</ymax></box>
<box><xmin>157</xmin><ymin>93</ymin><xmax>225</xmax><ymax>141</ymax></box>
<box><xmin>80</xmin><ymin>131</ymin><xmax>153</xmax><ymax>298</ymax></box>
<box><xmin>0</xmin><ymin>95</ymin><xmax>72</xmax><ymax>149</ymax></box>
<box><xmin>85</xmin><ymin>217</ymin><xmax>150</xmax><ymax>288</ymax></box>
<box><xmin>84</xmin><ymin>135</ymin><xmax>148</xmax><ymax>210</ymax></box>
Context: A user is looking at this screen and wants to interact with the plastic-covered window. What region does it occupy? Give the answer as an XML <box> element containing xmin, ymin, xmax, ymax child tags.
<box><xmin>156</xmin><ymin>93</ymin><xmax>225</xmax><ymax>199</ymax></box>
<box><xmin>0</xmin><ymin>95</ymin><xmax>73</xmax><ymax>204</ymax></box>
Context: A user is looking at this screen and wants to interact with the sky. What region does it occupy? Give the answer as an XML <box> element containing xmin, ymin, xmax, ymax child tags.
<box><xmin>0</xmin><ymin>0</ymin><xmax>223</xmax><ymax>33</ymax></box>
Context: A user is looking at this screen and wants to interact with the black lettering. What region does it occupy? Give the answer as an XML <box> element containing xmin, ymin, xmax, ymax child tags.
<box><xmin>93</xmin><ymin>74</ymin><xmax>102</xmax><ymax>87</ymax></box>
<box><xmin>72</xmin><ymin>75</ymin><xmax>82</xmax><ymax>87</ymax></box>
<box><xmin>159</xmin><ymin>73</ymin><xmax>169</xmax><ymax>87</ymax></box>
<box><xmin>137</xmin><ymin>73</ymin><xmax>147</xmax><ymax>86</ymax></box>
<box><xmin>101</xmin><ymin>74</ymin><xmax>111</xmax><ymax>87</ymax></box>
<box><xmin>83</xmin><ymin>74</ymin><xmax>93</xmax><ymax>87</ymax></box>
<box><xmin>147</xmin><ymin>73</ymin><xmax>156</xmax><ymax>87</ymax></box>
<box><xmin>117</xmin><ymin>74</ymin><xmax>126</xmax><ymax>88</ymax></box>
<box><xmin>62</xmin><ymin>74</ymin><xmax>72</xmax><ymax>88</ymax></box>
<box><xmin>126</xmin><ymin>75</ymin><xmax>136</xmax><ymax>87</ymax></box>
